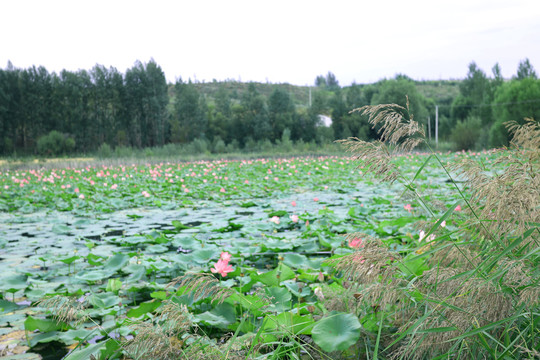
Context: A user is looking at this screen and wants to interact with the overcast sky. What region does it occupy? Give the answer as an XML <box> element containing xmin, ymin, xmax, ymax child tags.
<box><xmin>1</xmin><ymin>0</ymin><xmax>539</xmax><ymax>86</ymax></box>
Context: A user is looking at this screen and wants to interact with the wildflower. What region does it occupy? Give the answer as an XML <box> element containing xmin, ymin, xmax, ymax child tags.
<box><xmin>270</xmin><ymin>216</ymin><xmax>280</xmax><ymax>225</ymax></box>
<box><xmin>314</xmin><ymin>286</ymin><xmax>324</xmax><ymax>301</ymax></box>
<box><xmin>220</xmin><ymin>251</ymin><xmax>231</xmax><ymax>262</ymax></box>
<box><xmin>211</xmin><ymin>259</ymin><xmax>234</xmax><ymax>277</ymax></box>
<box><xmin>348</xmin><ymin>237</ymin><xmax>364</xmax><ymax>249</ymax></box>
<box><xmin>404</xmin><ymin>204</ymin><xmax>413</xmax><ymax>212</ymax></box>
<box><xmin>419</xmin><ymin>230</ymin><xmax>435</xmax><ymax>242</ymax></box>
<box><xmin>290</xmin><ymin>214</ymin><xmax>299</xmax><ymax>223</ymax></box>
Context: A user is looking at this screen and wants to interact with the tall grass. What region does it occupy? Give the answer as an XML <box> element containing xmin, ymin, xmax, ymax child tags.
<box><xmin>337</xmin><ymin>105</ymin><xmax>539</xmax><ymax>359</ymax></box>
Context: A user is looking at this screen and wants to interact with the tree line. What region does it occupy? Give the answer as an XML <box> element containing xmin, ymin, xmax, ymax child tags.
<box><xmin>0</xmin><ymin>59</ymin><xmax>538</xmax><ymax>156</ymax></box>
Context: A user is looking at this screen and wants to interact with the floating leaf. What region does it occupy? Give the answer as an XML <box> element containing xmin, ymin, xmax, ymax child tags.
<box><xmin>0</xmin><ymin>274</ymin><xmax>28</xmax><ymax>292</ymax></box>
<box><xmin>312</xmin><ymin>312</ymin><xmax>361</xmax><ymax>352</ymax></box>
<box><xmin>0</xmin><ymin>299</ymin><xmax>20</xmax><ymax>313</ymax></box>
<box><xmin>25</xmin><ymin>316</ymin><xmax>65</xmax><ymax>332</ymax></box>
<box><xmin>103</xmin><ymin>253</ymin><xmax>130</xmax><ymax>272</ymax></box>
<box><xmin>126</xmin><ymin>300</ymin><xmax>161</xmax><ymax>318</ymax></box>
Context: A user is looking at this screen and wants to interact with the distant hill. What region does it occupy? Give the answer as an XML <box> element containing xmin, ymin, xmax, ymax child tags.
<box><xmin>414</xmin><ymin>80</ymin><xmax>461</xmax><ymax>105</ymax></box>
<box><xmin>171</xmin><ymin>79</ymin><xmax>463</xmax><ymax>108</ymax></box>
<box><xmin>191</xmin><ymin>81</ymin><xmax>312</xmax><ymax>107</ymax></box>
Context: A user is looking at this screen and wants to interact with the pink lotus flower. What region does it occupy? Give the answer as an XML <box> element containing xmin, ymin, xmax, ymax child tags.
<box><xmin>291</xmin><ymin>201</ymin><xmax>296</xmax><ymax>207</ymax></box>
<box><xmin>270</xmin><ymin>216</ymin><xmax>280</xmax><ymax>225</ymax></box>
<box><xmin>290</xmin><ymin>214</ymin><xmax>299</xmax><ymax>223</ymax></box>
<box><xmin>348</xmin><ymin>237</ymin><xmax>364</xmax><ymax>249</ymax></box>
<box><xmin>220</xmin><ymin>251</ymin><xmax>231</xmax><ymax>262</ymax></box>
<box><xmin>211</xmin><ymin>259</ymin><xmax>234</xmax><ymax>277</ymax></box>
<box><xmin>455</xmin><ymin>205</ymin><xmax>462</xmax><ymax>212</ymax></box>
<box><xmin>78</xmin><ymin>194</ymin><xmax>85</xmax><ymax>199</ymax></box>
<box><xmin>220</xmin><ymin>187</ymin><xmax>226</xmax><ymax>193</ymax></box>
<box><xmin>111</xmin><ymin>184</ymin><xmax>118</xmax><ymax>190</ymax></box>
<box><xmin>74</xmin><ymin>188</ymin><xmax>80</xmax><ymax>193</ymax></box>
<box><xmin>419</xmin><ymin>231</ymin><xmax>436</xmax><ymax>242</ymax></box>
<box><xmin>404</xmin><ymin>204</ymin><xmax>413</xmax><ymax>212</ymax></box>
<box><xmin>313</xmin><ymin>197</ymin><xmax>319</xmax><ymax>202</ymax></box>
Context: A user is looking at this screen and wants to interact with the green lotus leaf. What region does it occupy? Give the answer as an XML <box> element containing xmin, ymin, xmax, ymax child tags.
<box><xmin>312</xmin><ymin>312</ymin><xmax>361</xmax><ymax>352</ymax></box>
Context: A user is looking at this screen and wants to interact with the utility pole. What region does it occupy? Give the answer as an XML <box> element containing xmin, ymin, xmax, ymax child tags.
<box><xmin>428</xmin><ymin>116</ymin><xmax>431</xmax><ymax>142</ymax></box>
<box><xmin>435</xmin><ymin>105</ymin><xmax>439</xmax><ymax>148</ymax></box>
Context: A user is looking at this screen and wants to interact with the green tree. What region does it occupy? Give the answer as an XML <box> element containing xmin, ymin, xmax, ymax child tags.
<box><xmin>268</xmin><ymin>88</ymin><xmax>294</xmax><ymax>141</ymax></box>
<box><xmin>241</xmin><ymin>83</ymin><xmax>271</xmax><ymax>142</ymax></box>
<box><xmin>326</xmin><ymin>71</ymin><xmax>340</xmax><ymax>91</ymax></box>
<box><xmin>144</xmin><ymin>60</ymin><xmax>169</xmax><ymax>147</ymax></box>
<box><xmin>451</xmin><ymin>116</ymin><xmax>482</xmax><ymax>150</ymax></box>
<box><xmin>451</xmin><ymin>62</ymin><xmax>494</xmax><ymax>126</ymax></box>
<box><xmin>0</xmin><ymin>64</ymin><xmax>21</xmax><ymax>154</ymax></box>
<box><xmin>371</xmin><ymin>77</ymin><xmax>428</xmax><ymax>121</ymax></box>
<box><xmin>489</xmin><ymin>77</ymin><xmax>540</xmax><ymax>147</ymax></box>
<box><xmin>329</xmin><ymin>90</ymin><xmax>348</xmax><ymax>139</ymax></box>
<box><xmin>515</xmin><ymin>58</ymin><xmax>537</xmax><ymax>80</ymax></box>
<box><xmin>315</xmin><ymin>75</ymin><xmax>326</xmax><ymax>87</ymax></box>
<box><xmin>492</xmin><ymin>63</ymin><xmax>504</xmax><ymax>88</ymax></box>
<box><xmin>171</xmin><ymin>79</ymin><xmax>203</xmax><ymax>143</ymax></box>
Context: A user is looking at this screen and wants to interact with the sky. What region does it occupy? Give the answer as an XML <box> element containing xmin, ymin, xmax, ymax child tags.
<box><xmin>1</xmin><ymin>0</ymin><xmax>539</xmax><ymax>86</ymax></box>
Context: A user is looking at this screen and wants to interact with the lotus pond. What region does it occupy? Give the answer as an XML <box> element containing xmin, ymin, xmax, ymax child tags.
<box><xmin>0</xmin><ymin>152</ymin><xmax>497</xmax><ymax>359</ymax></box>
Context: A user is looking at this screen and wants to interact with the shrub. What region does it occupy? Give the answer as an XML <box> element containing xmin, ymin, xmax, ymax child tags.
<box><xmin>280</xmin><ymin>128</ymin><xmax>293</xmax><ymax>152</ymax></box>
<box><xmin>489</xmin><ymin>118</ymin><xmax>510</xmax><ymax>148</ymax></box>
<box><xmin>114</xmin><ymin>146</ymin><xmax>134</xmax><ymax>158</ymax></box>
<box><xmin>36</xmin><ymin>131</ymin><xmax>75</xmax><ymax>156</ymax></box>
<box><xmin>192</xmin><ymin>138</ymin><xmax>209</xmax><ymax>154</ymax></box>
<box><xmin>259</xmin><ymin>139</ymin><xmax>273</xmax><ymax>153</ymax></box>
<box><xmin>450</xmin><ymin>116</ymin><xmax>482</xmax><ymax>150</ymax></box>
<box><xmin>97</xmin><ymin>143</ymin><xmax>113</xmax><ymax>158</ymax></box>
<box><xmin>212</xmin><ymin>137</ymin><xmax>226</xmax><ymax>154</ymax></box>
<box><xmin>225</xmin><ymin>139</ymin><xmax>239</xmax><ymax>153</ymax></box>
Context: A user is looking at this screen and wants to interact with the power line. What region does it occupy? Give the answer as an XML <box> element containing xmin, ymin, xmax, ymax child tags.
<box><xmin>437</xmin><ymin>98</ymin><xmax>540</xmax><ymax>108</ymax></box>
